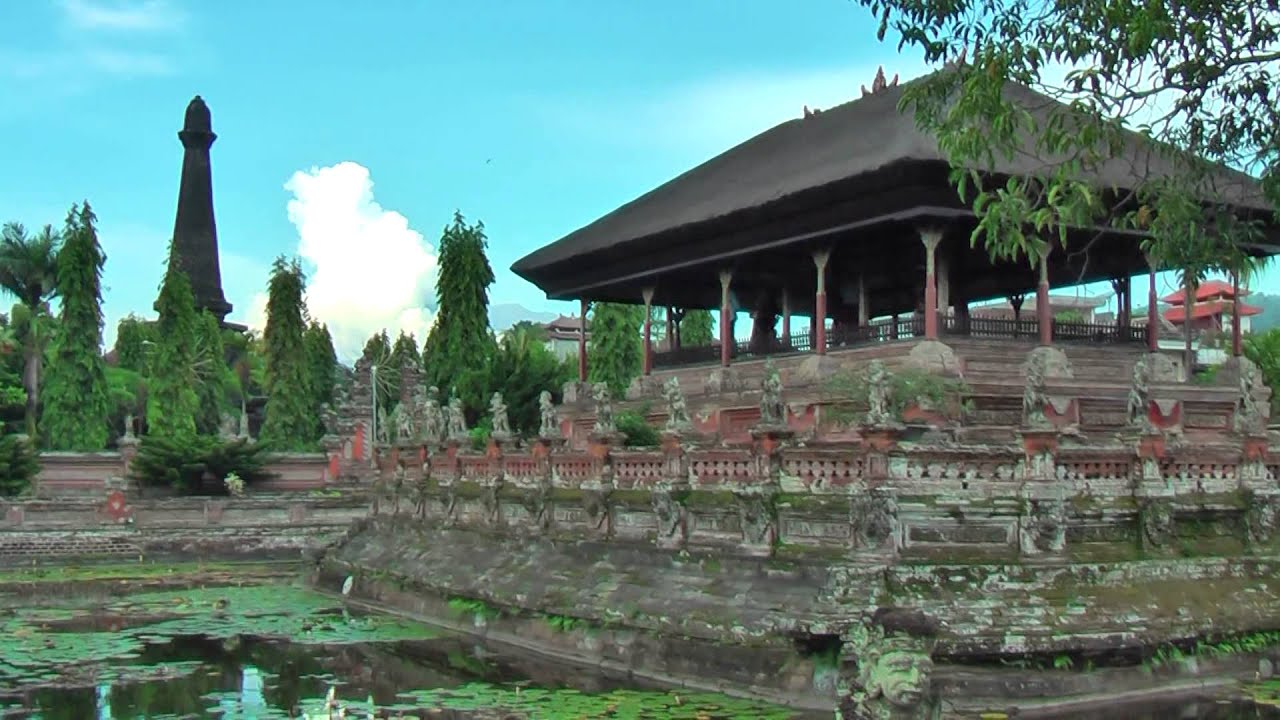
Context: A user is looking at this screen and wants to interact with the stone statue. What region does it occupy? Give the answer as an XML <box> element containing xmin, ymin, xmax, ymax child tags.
<box><xmin>842</xmin><ymin>612</ymin><xmax>938</xmax><ymax>720</ymax></box>
<box><xmin>420</xmin><ymin>386</ymin><xmax>444</xmax><ymax>444</ymax></box>
<box><xmin>218</xmin><ymin>412</ymin><xmax>237</xmax><ymax>440</ymax></box>
<box><xmin>376</xmin><ymin>406</ymin><xmax>390</xmax><ymax>445</ymax></box>
<box><xmin>1235</xmin><ymin>357</ymin><xmax>1270</xmax><ymax>435</ymax></box>
<box><xmin>490</xmin><ymin>392</ymin><xmax>511</xmax><ymax>438</ymax></box>
<box><xmin>1247</xmin><ymin>494</ymin><xmax>1280</xmax><ymax>546</ymax></box>
<box><xmin>122</xmin><ymin>413</ymin><xmax>136</xmax><ymax>441</ymax></box>
<box><xmin>1126</xmin><ymin>357</ymin><xmax>1153</xmax><ymax>431</ymax></box>
<box><xmin>537</xmin><ymin>390</ymin><xmax>560</xmax><ymax>438</ymax></box>
<box><xmin>652</xmin><ymin>487</ymin><xmax>685</xmax><ymax>543</ymax></box>
<box><xmin>865</xmin><ymin>360</ymin><xmax>895</xmax><ymax>427</ymax></box>
<box><xmin>1019</xmin><ymin>498</ymin><xmax>1067</xmax><ymax>555</ymax></box>
<box><xmin>320</xmin><ymin>403</ymin><xmax>339</xmax><ymax>438</ymax></box>
<box><xmin>393</xmin><ymin>402</ymin><xmax>416</xmax><ymax>444</ymax></box>
<box><xmin>759</xmin><ymin>362</ymin><xmax>786</xmax><ymax>426</ymax></box>
<box><xmin>663</xmin><ymin>377</ymin><xmax>692</xmax><ymax>431</ymax></box>
<box><xmin>737</xmin><ymin>489</ymin><xmax>776</xmax><ymax>548</ymax></box>
<box><xmin>1022</xmin><ymin>351</ymin><xmax>1050</xmax><ymax>429</ymax></box>
<box><xmin>591</xmin><ymin>383</ymin><xmax>615</xmax><ymax>435</ymax></box>
<box><xmin>237</xmin><ymin>405</ymin><xmax>250</xmax><ymax>440</ymax></box>
<box><xmin>851</xmin><ymin>491</ymin><xmax>899</xmax><ymax>552</ymax></box>
<box><xmin>446</xmin><ymin>397</ymin><xmax>468</xmax><ymax>442</ymax></box>
<box><xmin>1140</xmin><ymin>499</ymin><xmax>1174</xmax><ymax>550</ymax></box>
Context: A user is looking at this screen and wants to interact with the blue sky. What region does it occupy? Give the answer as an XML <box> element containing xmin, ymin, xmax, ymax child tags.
<box><xmin>0</xmin><ymin>1</ymin><xmax>1269</xmax><ymax>359</ymax></box>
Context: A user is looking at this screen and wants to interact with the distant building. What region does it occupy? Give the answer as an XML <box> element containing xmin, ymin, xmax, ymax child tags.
<box><xmin>1161</xmin><ymin>280</ymin><xmax>1260</xmax><ymax>335</ymax></box>
<box><xmin>542</xmin><ymin>314</ymin><xmax>590</xmax><ymax>359</ymax></box>
<box><xmin>970</xmin><ymin>294</ymin><xmax>1110</xmax><ymax>322</ymax></box>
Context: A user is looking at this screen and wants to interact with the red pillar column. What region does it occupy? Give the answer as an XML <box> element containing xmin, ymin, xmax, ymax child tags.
<box><xmin>813</xmin><ymin>250</ymin><xmax>830</xmax><ymax>355</ymax></box>
<box><xmin>1146</xmin><ymin>259</ymin><xmax>1159</xmax><ymax>353</ymax></box>
<box><xmin>578</xmin><ymin>298</ymin><xmax>589</xmax><ymax>382</ymax></box>
<box><xmin>920</xmin><ymin>229</ymin><xmax>942</xmax><ymax>340</ymax></box>
<box><xmin>1037</xmin><ymin>252</ymin><xmax>1052</xmax><ymax>346</ymax></box>
<box><xmin>642</xmin><ymin>287</ymin><xmax>655</xmax><ymax>375</ymax></box>
<box><xmin>719</xmin><ymin>271</ymin><xmax>733</xmax><ymax>367</ymax></box>
<box><xmin>780</xmin><ymin>290</ymin><xmax>791</xmax><ymax>344</ymax></box>
<box><xmin>1232</xmin><ymin>271</ymin><xmax>1243</xmax><ymax>357</ymax></box>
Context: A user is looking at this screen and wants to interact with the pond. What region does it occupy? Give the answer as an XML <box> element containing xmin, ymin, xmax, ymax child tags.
<box><xmin>0</xmin><ymin>581</ymin><xmax>807</xmax><ymax>719</ymax></box>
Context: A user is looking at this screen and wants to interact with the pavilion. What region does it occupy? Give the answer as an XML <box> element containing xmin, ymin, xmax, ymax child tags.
<box><xmin>513</xmin><ymin>69</ymin><xmax>1279</xmax><ymax>383</ymax></box>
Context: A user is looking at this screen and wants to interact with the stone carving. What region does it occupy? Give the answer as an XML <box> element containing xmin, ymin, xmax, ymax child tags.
<box><xmin>390</xmin><ymin>464</ymin><xmax>406</xmax><ymax>515</ymax></box>
<box><xmin>759</xmin><ymin>362</ymin><xmax>786</xmax><ymax>427</ymax></box>
<box><xmin>376</xmin><ymin>406</ymin><xmax>390</xmax><ymax>445</ymax></box>
<box><xmin>537</xmin><ymin>390</ymin><xmax>560</xmax><ymax>438</ymax></box>
<box><xmin>652</xmin><ymin>486</ymin><xmax>686</xmax><ymax>545</ymax></box>
<box><xmin>851</xmin><ymin>491</ymin><xmax>899</xmax><ymax>552</ymax></box>
<box><xmin>591</xmin><ymin>383</ymin><xmax>616</xmax><ymax>436</ymax></box>
<box><xmin>1140</xmin><ymin>499</ymin><xmax>1174</xmax><ymax>549</ymax></box>
<box><xmin>582</xmin><ymin>487</ymin><xmax>612</xmax><ymax>537</ymax></box>
<box><xmin>420</xmin><ymin>386</ymin><xmax>444</xmax><ymax>445</ymax></box>
<box><xmin>1246</xmin><ymin>493</ymin><xmax>1280</xmax><ymax>546</ymax></box>
<box><xmin>865</xmin><ymin>360</ymin><xmax>896</xmax><ymax>427</ymax></box>
<box><xmin>122</xmin><ymin>413</ymin><xmax>136</xmax><ymax>441</ymax></box>
<box><xmin>446</xmin><ymin>398</ymin><xmax>468</xmax><ymax>442</ymax></box>
<box><xmin>663</xmin><ymin>377</ymin><xmax>692</xmax><ymax>431</ymax></box>
<box><xmin>489</xmin><ymin>392</ymin><xmax>511</xmax><ymax>439</ymax></box>
<box><xmin>1235</xmin><ymin>357</ymin><xmax>1270</xmax><ymax>435</ymax></box>
<box><xmin>481</xmin><ymin>478</ymin><xmax>503</xmax><ymax>526</ymax></box>
<box><xmin>841</xmin><ymin>611</ymin><xmax>938</xmax><ymax>720</ymax></box>
<box><xmin>860</xmin><ymin>65</ymin><xmax>900</xmax><ymax>98</ymax></box>
<box><xmin>438</xmin><ymin>482</ymin><xmax>459</xmax><ymax>528</ymax></box>
<box><xmin>1022</xmin><ymin>351</ymin><xmax>1051</xmax><ymax>429</ymax></box>
<box><xmin>320</xmin><ymin>403</ymin><xmax>339</xmax><ymax>439</ymax></box>
<box><xmin>392</xmin><ymin>403</ymin><xmax>415</xmax><ymax>444</ymax></box>
<box><xmin>529</xmin><ymin>482</ymin><xmax>554</xmax><ymax>531</ymax></box>
<box><xmin>238</xmin><ymin>405</ymin><xmax>250</xmax><ymax>440</ymax></box>
<box><xmin>218</xmin><ymin>412</ymin><xmax>237</xmax><ymax>440</ymax></box>
<box><xmin>1019</xmin><ymin>498</ymin><xmax>1067</xmax><ymax>555</ymax></box>
<box><xmin>736</xmin><ymin>487</ymin><xmax>777</xmax><ymax>549</ymax></box>
<box><xmin>1126</xmin><ymin>357</ymin><xmax>1154</xmax><ymax>432</ymax></box>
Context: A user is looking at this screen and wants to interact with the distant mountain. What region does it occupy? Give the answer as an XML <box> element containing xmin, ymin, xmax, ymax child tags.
<box><xmin>489</xmin><ymin>303</ymin><xmax>559</xmax><ymax>331</ymax></box>
<box><xmin>1250</xmin><ymin>293</ymin><xmax>1280</xmax><ymax>333</ymax></box>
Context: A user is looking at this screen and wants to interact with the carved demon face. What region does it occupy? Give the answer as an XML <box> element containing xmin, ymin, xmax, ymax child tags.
<box><xmin>864</xmin><ymin>649</ymin><xmax>933</xmax><ymax>709</ymax></box>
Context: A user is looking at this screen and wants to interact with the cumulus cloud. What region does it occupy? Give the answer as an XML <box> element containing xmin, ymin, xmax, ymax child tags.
<box><xmin>248</xmin><ymin>162</ymin><xmax>438</xmax><ymax>361</ymax></box>
<box><xmin>58</xmin><ymin>0</ymin><xmax>184</xmax><ymax>32</ymax></box>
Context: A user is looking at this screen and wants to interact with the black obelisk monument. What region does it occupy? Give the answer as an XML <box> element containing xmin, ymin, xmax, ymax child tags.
<box><xmin>160</xmin><ymin>95</ymin><xmax>233</xmax><ymax>324</ymax></box>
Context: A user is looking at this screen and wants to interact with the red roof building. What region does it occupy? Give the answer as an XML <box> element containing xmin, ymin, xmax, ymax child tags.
<box><xmin>1160</xmin><ymin>279</ymin><xmax>1261</xmax><ymax>333</ymax></box>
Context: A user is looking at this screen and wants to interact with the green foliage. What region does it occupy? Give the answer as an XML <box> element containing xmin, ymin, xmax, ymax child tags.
<box><xmin>825</xmin><ymin>366</ymin><xmax>971</xmax><ymax>423</ymax></box>
<box><xmin>1245</xmin><ymin>328</ymin><xmax>1280</xmax><ymax>413</ymax></box>
<box><xmin>113</xmin><ymin>314</ymin><xmax>154</xmax><ymax>373</ymax></box>
<box><xmin>0</xmin><ymin>433</ymin><xmax>39</xmax><ymax>497</ymax></box>
<box><xmin>304</xmin><ymin>322</ymin><xmax>338</xmax><ymax>417</ymax></box>
<box><xmin>422</xmin><ymin>212</ymin><xmax>496</xmax><ymax>412</ymax></box>
<box><xmin>0</xmin><ymin>222</ymin><xmax>62</xmax><ymax>438</ymax></box>
<box><xmin>41</xmin><ymin>202</ymin><xmax>110</xmax><ymax>451</ymax></box>
<box><xmin>544</xmin><ymin>614</ymin><xmax>583</xmax><ymax>633</ymax></box>
<box><xmin>587</xmin><ymin>302</ymin><xmax>643</xmax><ymax>397</ymax></box>
<box><xmin>616</xmin><ymin>409</ymin><xmax>659</xmax><ymax>447</ymax></box>
<box><xmin>192</xmin><ymin>311</ymin><xmax>228</xmax><ymax>436</ymax></box>
<box><xmin>485</xmin><ymin>325</ymin><xmax>572</xmax><ymax>436</ymax></box>
<box><xmin>147</xmin><ymin>262</ymin><xmax>200</xmax><ymax>439</ymax></box>
<box><xmin>446</xmin><ymin>596</ymin><xmax>502</xmax><ymax>621</ymax></box>
<box><xmin>382</xmin><ymin>330</ymin><xmax>420</xmax><ymax>411</ymax></box>
<box><xmin>1053</xmin><ymin>309</ymin><xmax>1086</xmax><ymax>324</ymax></box>
<box><xmin>105</xmin><ymin>366</ymin><xmax>145</xmax><ymax>441</ymax></box>
<box><xmin>680</xmin><ymin>309</ymin><xmax>716</xmax><ymax>347</ymax></box>
<box><xmin>856</xmin><ymin>0</ymin><xmax>1278</xmax><ymax>278</ymax></box>
<box><xmin>259</xmin><ymin>257</ymin><xmax>317</xmax><ymax>450</ymax></box>
<box><xmin>129</xmin><ymin>434</ymin><xmax>271</xmax><ymax>494</ymax></box>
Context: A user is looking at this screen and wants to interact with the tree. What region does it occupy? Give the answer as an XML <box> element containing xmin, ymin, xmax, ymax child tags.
<box><xmin>0</xmin><ymin>221</ymin><xmax>61</xmax><ymax>436</ymax></box>
<box><xmin>487</xmin><ymin>323</ymin><xmax>572</xmax><ymax>435</ymax></box>
<box><xmin>259</xmin><ymin>257</ymin><xmax>316</xmax><ymax>449</ymax></box>
<box><xmin>682</xmin><ymin>309</ymin><xmax>715</xmax><ymax>347</ymax></box>
<box><xmin>385</xmin><ymin>330</ymin><xmax>420</xmax><ymax>410</ymax></box>
<box><xmin>587</xmin><ymin>302</ymin><xmax>643</xmax><ymax>397</ymax></box>
<box><xmin>113</xmin><ymin>314</ymin><xmax>155</xmax><ymax>373</ymax></box>
<box><xmin>192</xmin><ymin>311</ymin><xmax>228</xmax><ymax>436</ymax></box>
<box><xmin>147</xmin><ymin>261</ymin><xmax>200</xmax><ymax>438</ymax></box>
<box><xmin>854</xmin><ymin>0</ymin><xmax>1278</xmax><ymax>288</ymax></box>
<box><xmin>42</xmin><ymin>202</ymin><xmax>111</xmax><ymax>450</ymax></box>
<box><xmin>422</xmin><ymin>211</ymin><xmax>496</xmax><ymax>413</ymax></box>
<box><xmin>304</xmin><ymin>322</ymin><xmax>338</xmax><ymax>418</ymax></box>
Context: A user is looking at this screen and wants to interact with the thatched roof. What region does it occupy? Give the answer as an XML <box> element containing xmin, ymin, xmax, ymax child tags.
<box><xmin>513</xmin><ymin>72</ymin><xmax>1273</xmax><ymax>295</ymax></box>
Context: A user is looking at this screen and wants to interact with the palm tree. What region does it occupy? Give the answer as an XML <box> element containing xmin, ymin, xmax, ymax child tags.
<box><xmin>0</xmin><ymin>222</ymin><xmax>62</xmax><ymax>436</ymax></box>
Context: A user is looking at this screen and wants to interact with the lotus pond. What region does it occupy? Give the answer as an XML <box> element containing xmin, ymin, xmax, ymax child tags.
<box><xmin>0</xmin><ymin>577</ymin><xmax>804</xmax><ymax>719</ymax></box>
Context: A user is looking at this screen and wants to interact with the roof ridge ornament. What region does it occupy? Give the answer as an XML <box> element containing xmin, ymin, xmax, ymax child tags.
<box><xmin>860</xmin><ymin>66</ymin><xmax>899</xmax><ymax>97</ymax></box>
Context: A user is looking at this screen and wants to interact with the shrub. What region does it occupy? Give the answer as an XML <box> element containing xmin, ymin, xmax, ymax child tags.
<box><xmin>0</xmin><ymin>434</ymin><xmax>39</xmax><ymax>497</ymax></box>
<box><xmin>130</xmin><ymin>434</ymin><xmax>273</xmax><ymax>494</ymax></box>
<box><xmin>616</xmin><ymin>410</ymin><xmax>659</xmax><ymax>447</ymax></box>
<box><xmin>824</xmin><ymin>365</ymin><xmax>971</xmax><ymax>424</ymax></box>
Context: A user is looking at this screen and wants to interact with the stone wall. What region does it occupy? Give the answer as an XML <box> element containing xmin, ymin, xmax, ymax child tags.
<box><xmin>1</xmin><ymin>493</ymin><xmax>367</xmax><ymax>565</ymax></box>
<box><xmin>33</xmin><ymin>450</ymin><xmax>332</xmax><ymax>498</ymax></box>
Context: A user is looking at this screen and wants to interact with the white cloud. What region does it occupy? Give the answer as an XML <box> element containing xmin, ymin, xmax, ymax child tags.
<box><xmin>247</xmin><ymin>162</ymin><xmax>439</xmax><ymax>362</ymax></box>
<box><xmin>83</xmin><ymin>48</ymin><xmax>176</xmax><ymax>76</ymax></box>
<box><xmin>58</xmin><ymin>0</ymin><xmax>184</xmax><ymax>32</ymax></box>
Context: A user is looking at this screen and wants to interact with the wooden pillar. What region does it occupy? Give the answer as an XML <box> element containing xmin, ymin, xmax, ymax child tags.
<box><xmin>919</xmin><ymin>229</ymin><xmax>944</xmax><ymax>339</ymax></box>
<box><xmin>1146</xmin><ymin>259</ymin><xmax>1159</xmax><ymax>353</ymax></box>
<box><xmin>578</xmin><ymin>298</ymin><xmax>589</xmax><ymax>382</ymax></box>
<box><xmin>1037</xmin><ymin>251</ymin><xmax>1052</xmax><ymax>346</ymax></box>
<box><xmin>1121</xmin><ymin>276</ymin><xmax>1133</xmax><ymax>336</ymax></box>
<box><xmin>813</xmin><ymin>250</ymin><xmax>831</xmax><ymax>355</ymax></box>
<box><xmin>642</xmin><ymin>287</ymin><xmax>655</xmax><ymax>376</ymax></box>
<box><xmin>891</xmin><ymin>313</ymin><xmax>900</xmax><ymax>340</ymax></box>
<box><xmin>858</xmin><ymin>274</ymin><xmax>870</xmax><ymax>328</ymax></box>
<box><xmin>719</xmin><ymin>270</ymin><xmax>733</xmax><ymax>367</ymax></box>
<box><xmin>780</xmin><ymin>290</ymin><xmax>791</xmax><ymax>344</ymax></box>
<box><xmin>1232</xmin><ymin>271</ymin><xmax>1243</xmax><ymax>357</ymax></box>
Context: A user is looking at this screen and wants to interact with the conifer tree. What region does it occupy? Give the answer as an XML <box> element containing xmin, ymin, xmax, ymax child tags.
<box><xmin>681</xmin><ymin>310</ymin><xmax>715</xmax><ymax>347</ymax></box>
<box><xmin>42</xmin><ymin>202</ymin><xmax>111</xmax><ymax>450</ymax></box>
<box><xmin>362</xmin><ymin>329</ymin><xmax>390</xmax><ymax>362</ymax></box>
<box><xmin>259</xmin><ymin>257</ymin><xmax>316</xmax><ymax>449</ymax></box>
<box><xmin>587</xmin><ymin>302</ymin><xmax>643</xmax><ymax>398</ymax></box>
<box><xmin>193</xmin><ymin>311</ymin><xmax>227</xmax><ymax>435</ymax></box>
<box><xmin>304</xmin><ymin>321</ymin><xmax>338</xmax><ymax>417</ymax></box>
<box><xmin>113</xmin><ymin>314</ymin><xmax>154</xmax><ymax>373</ymax></box>
<box><xmin>422</xmin><ymin>212</ymin><xmax>495</xmax><ymax>411</ymax></box>
<box><xmin>147</xmin><ymin>258</ymin><xmax>200</xmax><ymax>438</ymax></box>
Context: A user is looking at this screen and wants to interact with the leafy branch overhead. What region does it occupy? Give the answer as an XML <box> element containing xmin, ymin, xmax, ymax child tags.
<box><xmin>857</xmin><ymin>0</ymin><xmax>1278</xmax><ymax>275</ymax></box>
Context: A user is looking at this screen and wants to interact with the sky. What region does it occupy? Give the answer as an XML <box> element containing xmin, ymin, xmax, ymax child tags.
<box><xmin>0</xmin><ymin>0</ymin><xmax>1271</xmax><ymax>360</ymax></box>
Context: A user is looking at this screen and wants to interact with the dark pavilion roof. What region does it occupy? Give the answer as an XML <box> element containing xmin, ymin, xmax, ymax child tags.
<box><xmin>514</xmin><ymin>71</ymin><xmax>1275</xmax><ymax>300</ymax></box>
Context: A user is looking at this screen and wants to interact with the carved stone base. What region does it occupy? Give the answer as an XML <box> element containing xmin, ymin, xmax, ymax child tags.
<box><xmin>705</xmin><ymin>366</ymin><xmax>745</xmax><ymax>394</ymax></box>
<box><xmin>660</xmin><ymin>428</ymin><xmax>711</xmax><ymax>449</ymax></box>
<box><xmin>1026</xmin><ymin>345</ymin><xmax>1074</xmax><ymax>379</ymax></box>
<box><xmin>561</xmin><ymin>381</ymin><xmax>594</xmax><ymax>404</ymax></box>
<box><xmin>907</xmin><ymin>339</ymin><xmax>961</xmax><ymax>376</ymax></box>
<box><xmin>625</xmin><ymin>374</ymin><xmax>664</xmax><ymax>401</ymax></box>
<box><xmin>860</xmin><ymin>425</ymin><xmax>903</xmax><ymax>452</ymax></box>
<box><xmin>794</xmin><ymin>354</ymin><xmax>843</xmax><ymax>385</ymax></box>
